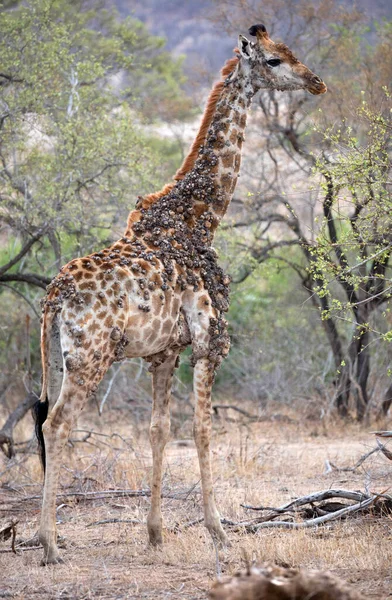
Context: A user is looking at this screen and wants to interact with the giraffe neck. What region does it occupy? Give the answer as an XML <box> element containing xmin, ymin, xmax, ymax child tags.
<box><xmin>192</xmin><ymin>72</ymin><xmax>252</xmax><ymax>234</ymax></box>
<box><xmin>124</xmin><ymin>63</ymin><xmax>251</xmax><ymax>241</ymax></box>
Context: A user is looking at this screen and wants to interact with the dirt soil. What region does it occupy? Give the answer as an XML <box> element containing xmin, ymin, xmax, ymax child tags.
<box><xmin>1</xmin><ymin>408</ymin><xmax>392</xmax><ymax>599</ymax></box>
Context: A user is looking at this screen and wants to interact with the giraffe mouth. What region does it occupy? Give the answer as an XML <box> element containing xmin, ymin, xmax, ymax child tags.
<box><xmin>307</xmin><ymin>81</ymin><xmax>327</xmax><ymax>95</ymax></box>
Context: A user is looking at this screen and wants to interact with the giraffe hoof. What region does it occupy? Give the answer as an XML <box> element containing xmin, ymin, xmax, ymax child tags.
<box><xmin>221</xmin><ymin>536</ymin><xmax>232</xmax><ymax>550</ymax></box>
<box><xmin>148</xmin><ymin>533</ymin><xmax>163</xmax><ymax>547</ymax></box>
<box><xmin>40</xmin><ymin>555</ymin><xmax>64</xmax><ymax>566</ymax></box>
<box><xmin>147</xmin><ymin>519</ymin><xmax>163</xmax><ymax>546</ymax></box>
<box><xmin>208</xmin><ymin>523</ymin><xmax>230</xmax><ymax>549</ymax></box>
<box><xmin>215</xmin><ymin>533</ymin><xmax>231</xmax><ymax>550</ymax></box>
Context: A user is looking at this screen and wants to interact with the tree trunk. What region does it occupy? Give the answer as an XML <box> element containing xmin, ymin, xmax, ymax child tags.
<box><xmin>335</xmin><ymin>369</ymin><xmax>350</xmax><ymax>418</ymax></box>
<box><xmin>0</xmin><ymin>392</ymin><xmax>37</xmax><ymax>458</ymax></box>
<box><xmin>302</xmin><ymin>276</ymin><xmax>350</xmax><ymax>418</ymax></box>
<box><xmin>334</xmin><ymin>321</ymin><xmax>371</xmax><ymax>422</ymax></box>
<box><xmin>380</xmin><ymin>381</ymin><xmax>392</xmax><ymax>416</ymax></box>
<box><xmin>354</xmin><ymin>329</ymin><xmax>370</xmax><ymax>422</ymax></box>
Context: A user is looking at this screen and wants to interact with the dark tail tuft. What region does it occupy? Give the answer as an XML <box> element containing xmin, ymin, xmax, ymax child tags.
<box><xmin>32</xmin><ymin>398</ymin><xmax>49</xmax><ymax>474</ymax></box>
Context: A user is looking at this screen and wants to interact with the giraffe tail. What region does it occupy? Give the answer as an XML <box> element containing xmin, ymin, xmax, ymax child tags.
<box><xmin>32</xmin><ymin>395</ymin><xmax>49</xmax><ymax>472</ymax></box>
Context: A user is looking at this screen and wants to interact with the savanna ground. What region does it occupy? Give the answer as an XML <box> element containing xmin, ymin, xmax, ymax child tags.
<box><xmin>1</xmin><ymin>403</ymin><xmax>392</xmax><ymax>599</ymax></box>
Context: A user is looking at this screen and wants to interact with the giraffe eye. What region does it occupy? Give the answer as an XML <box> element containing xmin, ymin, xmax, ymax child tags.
<box><xmin>266</xmin><ymin>59</ymin><xmax>282</xmax><ymax>67</ymax></box>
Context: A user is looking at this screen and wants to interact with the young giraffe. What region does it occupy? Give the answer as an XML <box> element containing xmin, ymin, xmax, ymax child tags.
<box><xmin>35</xmin><ymin>24</ymin><xmax>326</xmax><ymax>565</ymax></box>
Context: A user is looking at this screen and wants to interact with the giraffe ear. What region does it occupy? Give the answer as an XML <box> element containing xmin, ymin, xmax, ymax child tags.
<box><xmin>238</xmin><ymin>35</ymin><xmax>254</xmax><ymax>60</ymax></box>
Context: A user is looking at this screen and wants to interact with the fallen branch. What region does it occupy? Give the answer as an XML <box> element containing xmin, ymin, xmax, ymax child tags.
<box><xmin>376</xmin><ymin>438</ymin><xmax>392</xmax><ymax>461</ymax></box>
<box><xmin>241</xmin><ymin>489</ymin><xmax>370</xmax><ymax>512</ymax></box>
<box><xmin>0</xmin><ymin>488</ymin><xmax>150</xmax><ymax>504</ymax></box>
<box><xmin>233</xmin><ymin>495</ymin><xmax>378</xmax><ymax>532</ymax></box>
<box><xmin>232</xmin><ymin>487</ymin><xmax>392</xmax><ymax>533</ymax></box>
<box><xmin>0</xmin><ymin>485</ymin><xmax>199</xmax><ymax>507</ymax></box>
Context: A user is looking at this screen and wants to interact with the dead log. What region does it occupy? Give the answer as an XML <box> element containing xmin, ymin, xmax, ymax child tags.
<box><xmin>241</xmin><ymin>489</ymin><xmax>370</xmax><ymax>512</ymax></box>
<box><xmin>227</xmin><ymin>489</ymin><xmax>391</xmax><ymax>532</ymax></box>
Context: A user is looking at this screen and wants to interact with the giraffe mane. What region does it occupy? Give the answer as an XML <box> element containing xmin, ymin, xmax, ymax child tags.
<box><xmin>140</xmin><ymin>54</ymin><xmax>240</xmax><ymax>210</ymax></box>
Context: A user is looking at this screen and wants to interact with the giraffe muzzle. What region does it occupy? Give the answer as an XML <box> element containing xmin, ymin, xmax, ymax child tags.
<box><xmin>307</xmin><ymin>76</ymin><xmax>327</xmax><ymax>95</ymax></box>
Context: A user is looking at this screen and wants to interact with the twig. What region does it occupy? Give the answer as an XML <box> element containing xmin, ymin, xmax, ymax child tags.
<box><xmin>0</xmin><ymin>545</ymin><xmax>41</xmax><ymax>554</ymax></box>
<box><xmin>213</xmin><ymin>405</ymin><xmax>258</xmax><ymax>419</ymax></box>
<box><xmin>324</xmin><ymin>447</ymin><xmax>379</xmax><ymax>472</ymax></box>
<box><xmin>86</xmin><ymin>518</ymin><xmax>142</xmax><ymax>528</ymax></box>
<box><xmin>182</xmin><ymin>517</ymin><xmax>204</xmax><ymax>529</ymax></box>
<box><xmin>99</xmin><ymin>366</ymin><xmax>122</xmax><ymax>415</ymax></box>
<box><xmin>71</xmin><ymin>429</ymin><xmax>134</xmax><ymax>451</ymax></box>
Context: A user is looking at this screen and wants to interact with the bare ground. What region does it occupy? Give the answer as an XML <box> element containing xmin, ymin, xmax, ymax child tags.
<box><xmin>1</xmin><ymin>406</ymin><xmax>392</xmax><ymax>599</ymax></box>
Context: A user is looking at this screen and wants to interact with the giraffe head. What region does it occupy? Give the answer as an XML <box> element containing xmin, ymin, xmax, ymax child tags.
<box><xmin>237</xmin><ymin>24</ymin><xmax>327</xmax><ymax>96</ymax></box>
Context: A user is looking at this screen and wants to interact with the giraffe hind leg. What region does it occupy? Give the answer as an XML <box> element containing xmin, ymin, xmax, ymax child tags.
<box><xmin>38</xmin><ymin>339</ymin><xmax>112</xmax><ymax>564</ymax></box>
<box><xmin>38</xmin><ymin>377</ymin><xmax>76</xmax><ymax>565</ymax></box>
<box><xmin>34</xmin><ymin>313</ymin><xmax>64</xmax><ymax>472</ymax></box>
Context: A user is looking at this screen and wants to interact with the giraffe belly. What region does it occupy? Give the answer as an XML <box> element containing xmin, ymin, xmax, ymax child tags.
<box><xmin>123</xmin><ymin>323</ymin><xmax>177</xmax><ymax>358</ymax></box>
<box><xmin>123</xmin><ymin>290</ymin><xmax>181</xmax><ymax>358</ymax></box>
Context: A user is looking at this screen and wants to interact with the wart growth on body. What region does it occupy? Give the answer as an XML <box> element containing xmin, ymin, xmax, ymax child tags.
<box><xmin>34</xmin><ymin>23</ymin><xmax>326</xmax><ymax>565</ymax></box>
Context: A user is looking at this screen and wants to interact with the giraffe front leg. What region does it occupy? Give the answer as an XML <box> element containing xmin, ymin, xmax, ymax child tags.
<box><xmin>193</xmin><ymin>357</ymin><xmax>228</xmax><ymax>546</ymax></box>
<box><xmin>147</xmin><ymin>352</ymin><xmax>178</xmax><ymax>546</ymax></box>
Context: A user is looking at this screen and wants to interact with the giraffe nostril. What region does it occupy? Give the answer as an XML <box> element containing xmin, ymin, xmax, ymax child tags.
<box><xmin>312</xmin><ymin>76</ymin><xmax>322</xmax><ymax>84</ymax></box>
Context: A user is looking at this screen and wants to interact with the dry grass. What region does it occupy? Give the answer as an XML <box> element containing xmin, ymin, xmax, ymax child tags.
<box><xmin>1</xmin><ymin>405</ymin><xmax>392</xmax><ymax>599</ymax></box>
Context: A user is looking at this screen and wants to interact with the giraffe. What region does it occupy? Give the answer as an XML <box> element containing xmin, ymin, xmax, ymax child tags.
<box><xmin>34</xmin><ymin>23</ymin><xmax>326</xmax><ymax>565</ymax></box>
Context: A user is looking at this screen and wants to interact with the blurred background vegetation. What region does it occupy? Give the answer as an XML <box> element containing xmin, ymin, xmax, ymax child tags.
<box><xmin>0</xmin><ymin>0</ymin><xmax>391</xmax><ymax>453</ymax></box>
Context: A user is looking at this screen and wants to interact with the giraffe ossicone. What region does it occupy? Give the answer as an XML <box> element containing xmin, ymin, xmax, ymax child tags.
<box><xmin>34</xmin><ymin>24</ymin><xmax>326</xmax><ymax>565</ymax></box>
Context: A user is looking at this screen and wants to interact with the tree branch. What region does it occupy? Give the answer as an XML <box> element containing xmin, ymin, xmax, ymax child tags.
<box><xmin>0</xmin><ymin>230</ymin><xmax>47</xmax><ymax>277</ymax></box>
<box><xmin>0</xmin><ymin>272</ymin><xmax>50</xmax><ymax>289</ymax></box>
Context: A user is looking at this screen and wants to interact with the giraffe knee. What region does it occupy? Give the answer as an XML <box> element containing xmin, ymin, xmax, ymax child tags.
<box><xmin>150</xmin><ymin>418</ymin><xmax>170</xmax><ymax>447</ymax></box>
<box><xmin>193</xmin><ymin>419</ymin><xmax>211</xmax><ymax>449</ymax></box>
<box><xmin>42</xmin><ymin>416</ymin><xmax>71</xmax><ymax>442</ymax></box>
